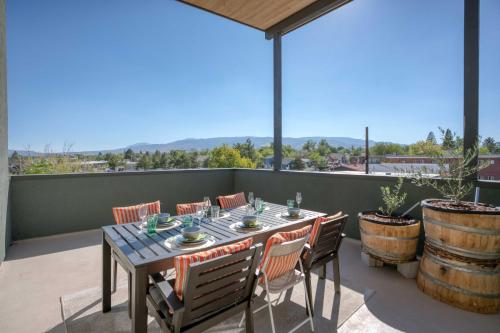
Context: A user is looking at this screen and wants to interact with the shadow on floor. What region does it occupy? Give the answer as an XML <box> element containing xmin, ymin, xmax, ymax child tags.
<box><xmin>5</xmin><ymin>229</ymin><xmax>101</xmax><ymax>261</ymax></box>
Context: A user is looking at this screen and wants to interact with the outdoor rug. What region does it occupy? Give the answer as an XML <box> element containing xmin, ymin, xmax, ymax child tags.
<box><xmin>61</xmin><ymin>273</ymin><xmax>375</xmax><ymax>333</ymax></box>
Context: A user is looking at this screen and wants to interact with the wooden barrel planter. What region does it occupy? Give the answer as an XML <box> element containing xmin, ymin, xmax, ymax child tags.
<box><xmin>358</xmin><ymin>212</ymin><xmax>421</xmax><ymax>264</ymax></box>
<box><xmin>418</xmin><ymin>199</ymin><xmax>500</xmax><ymax>313</ymax></box>
<box><xmin>421</xmin><ymin>199</ymin><xmax>500</xmax><ymax>261</ymax></box>
<box><xmin>417</xmin><ymin>242</ymin><xmax>500</xmax><ymax>314</ymax></box>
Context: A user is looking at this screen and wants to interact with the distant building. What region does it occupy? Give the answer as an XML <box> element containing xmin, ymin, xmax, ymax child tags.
<box><xmin>382</xmin><ymin>155</ymin><xmax>500</xmax><ymax>181</ymax></box>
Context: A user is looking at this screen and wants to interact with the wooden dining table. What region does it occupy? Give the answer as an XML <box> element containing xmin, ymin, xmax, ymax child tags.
<box><xmin>101</xmin><ymin>202</ymin><xmax>326</xmax><ymax>333</ymax></box>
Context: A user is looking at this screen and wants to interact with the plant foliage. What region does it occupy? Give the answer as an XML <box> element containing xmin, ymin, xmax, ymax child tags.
<box><xmin>378</xmin><ymin>177</ymin><xmax>407</xmax><ymax>216</ymax></box>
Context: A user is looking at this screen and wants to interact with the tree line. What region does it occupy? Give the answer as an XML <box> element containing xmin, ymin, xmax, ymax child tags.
<box><xmin>8</xmin><ymin>129</ymin><xmax>499</xmax><ymax>175</ymax></box>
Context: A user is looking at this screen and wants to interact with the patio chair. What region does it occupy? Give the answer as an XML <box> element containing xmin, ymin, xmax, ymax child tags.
<box><xmin>216</xmin><ymin>192</ymin><xmax>247</xmax><ymax>209</ymax></box>
<box><xmin>146</xmin><ymin>241</ymin><xmax>263</xmax><ymax>333</ymax></box>
<box><xmin>111</xmin><ymin>201</ymin><xmax>161</xmax><ymax>315</ymax></box>
<box><xmin>302</xmin><ymin>213</ymin><xmax>348</xmax><ymax>316</ymax></box>
<box><xmin>239</xmin><ymin>225</ymin><xmax>314</xmax><ymax>333</ymax></box>
<box><xmin>176</xmin><ymin>201</ymin><xmax>205</xmax><ymax>215</ymax></box>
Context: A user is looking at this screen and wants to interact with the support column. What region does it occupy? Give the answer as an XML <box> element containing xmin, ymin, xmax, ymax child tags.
<box><xmin>273</xmin><ymin>32</ymin><xmax>282</xmax><ymax>171</ymax></box>
<box><xmin>0</xmin><ymin>0</ymin><xmax>9</xmax><ymax>262</ymax></box>
<box><xmin>463</xmin><ymin>0</ymin><xmax>479</xmax><ymax>179</ymax></box>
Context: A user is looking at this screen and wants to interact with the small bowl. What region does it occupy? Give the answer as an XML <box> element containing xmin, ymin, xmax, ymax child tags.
<box><xmin>288</xmin><ymin>207</ymin><xmax>301</xmax><ymax>217</ymax></box>
<box><xmin>242</xmin><ymin>215</ymin><xmax>258</xmax><ymax>226</ymax></box>
<box><xmin>181</xmin><ymin>226</ymin><xmax>201</xmax><ymax>240</ymax></box>
<box><xmin>157</xmin><ymin>213</ymin><xmax>171</xmax><ymax>223</ymax></box>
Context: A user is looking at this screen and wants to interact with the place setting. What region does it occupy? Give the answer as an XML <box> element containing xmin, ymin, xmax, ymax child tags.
<box><xmin>277</xmin><ymin>192</ymin><xmax>306</xmax><ymax>220</ymax></box>
<box><xmin>164</xmin><ymin>216</ymin><xmax>216</xmax><ymax>250</ymax></box>
<box><xmin>230</xmin><ymin>197</ymin><xmax>270</xmax><ymax>233</ymax></box>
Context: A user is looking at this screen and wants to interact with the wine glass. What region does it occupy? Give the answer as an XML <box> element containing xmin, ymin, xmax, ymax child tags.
<box><xmin>296</xmin><ymin>192</ymin><xmax>302</xmax><ymax>209</ymax></box>
<box><xmin>248</xmin><ymin>192</ymin><xmax>254</xmax><ymax>207</ymax></box>
<box><xmin>138</xmin><ymin>204</ymin><xmax>148</xmax><ymax>231</ymax></box>
<box><xmin>203</xmin><ymin>196</ymin><xmax>211</xmax><ymax>218</ymax></box>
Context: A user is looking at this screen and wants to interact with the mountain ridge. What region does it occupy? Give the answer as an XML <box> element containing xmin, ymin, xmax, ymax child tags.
<box><xmin>9</xmin><ymin>136</ymin><xmax>376</xmax><ymax>156</ymax></box>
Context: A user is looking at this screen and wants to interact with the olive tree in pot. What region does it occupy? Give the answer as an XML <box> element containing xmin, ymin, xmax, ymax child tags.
<box><xmin>359</xmin><ymin>178</ymin><xmax>421</xmax><ymax>264</ymax></box>
<box><xmin>407</xmin><ymin>145</ymin><xmax>500</xmax><ymax>314</ymax></box>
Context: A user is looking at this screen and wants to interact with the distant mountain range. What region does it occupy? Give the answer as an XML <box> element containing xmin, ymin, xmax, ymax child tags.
<box><xmin>9</xmin><ymin>136</ymin><xmax>376</xmax><ymax>156</ymax></box>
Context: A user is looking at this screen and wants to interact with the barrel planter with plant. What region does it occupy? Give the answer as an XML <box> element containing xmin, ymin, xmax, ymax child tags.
<box><xmin>409</xmin><ymin>146</ymin><xmax>500</xmax><ymax>314</ymax></box>
<box><xmin>359</xmin><ymin>178</ymin><xmax>421</xmax><ymax>264</ymax></box>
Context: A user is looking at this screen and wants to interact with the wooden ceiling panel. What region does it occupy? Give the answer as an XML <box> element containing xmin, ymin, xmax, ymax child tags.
<box><xmin>180</xmin><ymin>0</ymin><xmax>318</xmax><ymax>30</ymax></box>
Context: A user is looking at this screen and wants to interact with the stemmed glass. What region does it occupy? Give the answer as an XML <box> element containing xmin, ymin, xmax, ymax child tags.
<box><xmin>296</xmin><ymin>192</ymin><xmax>302</xmax><ymax>209</ymax></box>
<box><xmin>138</xmin><ymin>204</ymin><xmax>148</xmax><ymax>232</ymax></box>
<box><xmin>203</xmin><ymin>196</ymin><xmax>211</xmax><ymax>218</ymax></box>
<box><xmin>248</xmin><ymin>192</ymin><xmax>254</xmax><ymax>207</ymax></box>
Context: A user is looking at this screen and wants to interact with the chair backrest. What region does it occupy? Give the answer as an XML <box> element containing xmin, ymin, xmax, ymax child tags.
<box><xmin>309</xmin><ymin>214</ymin><xmax>348</xmax><ymax>262</ymax></box>
<box><xmin>176</xmin><ymin>201</ymin><xmax>204</xmax><ymax>215</ymax></box>
<box><xmin>261</xmin><ymin>235</ymin><xmax>309</xmax><ymax>282</ymax></box>
<box><xmin>181</xmin><ymin>243</ymin><xmax>262</xmax><ymax>326</ymax></box>
<box><xmin>112</xmin><ymin>201</ymin><xmax>161</xmax><ymax>225</ymax></box>
<box><xmin>216</xmin><ymin>192</ymin><xmax>247</xmax><ymax>209</ymax></box>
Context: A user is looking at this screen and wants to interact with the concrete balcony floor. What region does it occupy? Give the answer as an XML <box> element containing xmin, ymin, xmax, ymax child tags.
<box><xmin>0</xmin><ymin>230</ymin><xmax>498</xmax><ymax>333</ymax></box>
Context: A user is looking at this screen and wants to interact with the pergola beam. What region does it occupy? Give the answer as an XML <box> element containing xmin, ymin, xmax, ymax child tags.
<box><xmin>265</xmin><ymin>0</ymin><xmax>352</xmax><ymax>39</ymax></box>
<box><xmin>463</xmin><ymin>0</ymin><xmax>480</xmax><ymax>179</ymax></box>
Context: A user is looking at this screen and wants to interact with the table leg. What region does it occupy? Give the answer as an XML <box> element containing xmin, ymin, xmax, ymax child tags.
<box><xmin>131</xmin><ymin>266</ymin><xmax>148</xmax><ymax>333</ymax></box>
<box><xmin>102</xmin><ymin>232</ymin><xmax>111</xmax><ymax>313</ymax></box>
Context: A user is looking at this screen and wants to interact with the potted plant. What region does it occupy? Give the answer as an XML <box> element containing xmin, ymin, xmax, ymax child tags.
<box><xmin>358</xmin><ymin>177</ymin><xmax>421</xmax><ymax>264</ymax></box>
<box><xmin>407</xmin><ymin>145</ymin><xmax>500</xmax><ymax>314</ymax></box>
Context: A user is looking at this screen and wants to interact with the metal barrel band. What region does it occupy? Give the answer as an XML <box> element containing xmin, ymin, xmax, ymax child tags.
<box><xmin>425</xmin><ymin>237</ymin><xmax>500</xmax><ymax>261</ymax></box>
<box><xmin>418</xmin><ymin>268</ymin><xmax>500</xmax><ymax>299</ymax></box>
<box><xmin>423</xmin><ymin>216</ymin><xmax>500</xmax><ymax>236</ymax></box>
<box><xmin>423</xmin><ymin>248</ymin><xmax>500</xmax><ymax>276</ymax></box>
<box><xmin>362</xmin><ymin>244</ymin><xmax>414</xmax><ymax>262</ymax></box>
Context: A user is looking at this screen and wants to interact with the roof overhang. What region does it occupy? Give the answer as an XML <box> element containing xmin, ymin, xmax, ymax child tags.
<box><xmin>178</xmin><ymin>0</ymin><xmax>352</xmax><ymax>39</ymax></box>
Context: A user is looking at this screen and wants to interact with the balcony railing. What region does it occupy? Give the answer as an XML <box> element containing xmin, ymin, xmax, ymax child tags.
<box><xmin>6</xmin><ymin>169</ymin><xmax>500</xmax><ymax>252</ymax></box>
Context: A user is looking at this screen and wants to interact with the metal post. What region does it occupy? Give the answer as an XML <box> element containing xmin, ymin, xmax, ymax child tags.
<box><xmin>463</xmin><ymin>0</ymin><xmax>480</xmax><ymax>179</ymax></box>
<box><xmin>365</xmin><ymin>127</ymin><xmax>369</xmax><ymax>174</ymax></box>
<box><xmin>273</xmin><ymin>32</ymin><xmax>282</xmax><ymax>171</ymax></box>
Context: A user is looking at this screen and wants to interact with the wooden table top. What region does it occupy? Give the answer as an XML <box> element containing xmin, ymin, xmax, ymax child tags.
<box><xmin>102</xmin><ymin>202</ymin><xmax>326</xmax><ymax>268</ymax></box>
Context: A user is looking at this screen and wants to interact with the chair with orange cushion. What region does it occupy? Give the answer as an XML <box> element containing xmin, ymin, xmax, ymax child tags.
<box><xmin>302</xmin><ymin>212</ymin><xmax>348</xmax><ymax>316</ymax></box>
<box><xmin>216</xmin><ymin>192</ymin><xmax>247</xmax><ymax>209</ymax></box>
<box><xmin>239</xmin><ymin>225</ymin><xmax>314</xmax><ymax>333</ymax></box>
<box><xmin>110</xmin><ymin>200</ymin><xmax>161</xmax><ymax>316</ymax></box>
<box><xmin>146</xmin><ymin>238</ymin><xmax>262</xmax><ymax>333</ymax></box>
<box><xmin>176</xmin><ymin>201</ymin><xmax>205</xmax><ymax>216</ymax></box>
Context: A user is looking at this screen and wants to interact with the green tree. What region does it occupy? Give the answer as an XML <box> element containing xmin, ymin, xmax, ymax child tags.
<box><xmin>136</xmin><ymin>153</ymin><xmax>152</xmax><ymax>170</ymax></box>
<box><xmin>152</xmin><ymin>150</ymin><xmax>162</xmax><ymax>169</ymax></box>
<box><xmin>482</xmin><ymin>137</ymin><xmax>496</xmax><ymax>153</ymax></box>
<box><xmin>282</xmin><ymin>144</ymin><xmax>296</xmax><ymax>158</ymax></box>
<box><xmin>426</xmin><ymin>131</ymin><xmax>437</xmax><ymax>144</ymax></box>
<box><xmin>317</xmin><ymin>139</ymin><xmax>332</xmax><ymax>156</ymax></box>
<box><xmin>107</xmin><ymin>154</ymin><xmax>123</xmax><ymax>170</ymax></box>
<box><xmin>408</xmin><ymin>140</ymin><xmax>443</xmax><ymax>156</ymax></box>
<box><xmin>207</xmin><ymin>145</ymin><xmax>256</xmax><ymax>168</ymax></box>
<box><xmin>441</xmin><ymin>128</ymin><xmax>456</xmax><ymax>149</ymax></box>
<box><xmin>258</xmin><ymin>145</ymin><xmax>274</xmax><ymax>158</ymax></box>
<box><xmin>308</xmin><ymin>151</ymin><xmax>328</xmax><ymax>170</ymax></box>
<box><xmin>124</xmin><ymin>148</ymin><xmax>134</xmax><ymax>160</ymax></box>
<box><xmin>302</xmin><ymin>140</ymin><xmax>316</xmax><ymax>152</ymax></box>
<box><xmin>234</xmin><ymin>138</ymin><xmax>258</xmax><ymax>160</ymax></box>
<box><xmin>370</xmin><ymin>143</ymin><xmax>405</xmax><ymax>155</ymax></box>
<box><xmin>167</xmin><ymin>150</ymin><xmax>198</xmax><ymax>169</ymax></box>
<box><xmin>289</xmin><ymin>156</ymin><xmax>305</xmax><ymax>170</ymax></box>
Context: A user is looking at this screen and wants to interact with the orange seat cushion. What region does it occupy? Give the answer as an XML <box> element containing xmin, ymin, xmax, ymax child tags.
<box><xmin>112</xmin><ymin>201</ymin><xmax>161</xmax><ymax>225</ymax></box>
<box><xmin>260</xmin><ymin>225</ymin><xmax>311</xmax><ymax>282</ymax></box>
<box><xmin>176</xmin><ymin>201</ymin><xmax>205</xmax><ymax>215</ymax></box>
<box><xmin>217</xmin><ymin>192</ymin><xmax>247</xmax><ymax>209</ymax></box>
<box><xmin>309</xmin><ymin>211</ymin><xmax>343</xmax><ymax>247</ymax></box>
<box><xmin>174</xmin><ymin>237</ymin><xmax>253</xmax><ymax>300</ymax></box>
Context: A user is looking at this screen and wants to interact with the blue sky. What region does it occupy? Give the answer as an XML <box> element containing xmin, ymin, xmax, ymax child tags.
<box><xmin>7</xmin><ymin>0</ymin><xmax>500</xmax><ymax>152</ymax></box>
